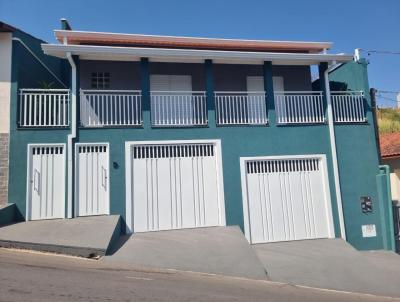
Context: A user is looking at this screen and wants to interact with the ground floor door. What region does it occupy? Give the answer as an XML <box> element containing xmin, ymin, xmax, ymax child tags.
<box><xmin>27</xmin><ymin>144</ymin><xmax>65</xmax><ymax>220</ymax></box>
<box><xmin>127</xmin><ymin>140</ymin><xmax>225</xmax><ymax>233</ymax></box>
<box><xmin>241</xmin><ymin>155</ymin><xmax>334</xmax><ymax>244</ymax></box>
<box><xmin>76</xmin><ymin>144</ymin><xmax>109</xmax><ymax>216</ymax></box>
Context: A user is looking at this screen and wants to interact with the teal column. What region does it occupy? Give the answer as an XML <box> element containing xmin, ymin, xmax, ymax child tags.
<box><xmin>72</xmin><ymin>55</ymin><xmax>80</xmax><ymax>133</ymax></box>
<box><xmin>205</xmin><ymin>59</ymin><xmax>215</xmax><ymax>128</ymax></box>
<box><xmin>263</xmin><ymin>61</ymin><xmax>274</xmax><ymax>126</ymax></box>
<box><xmin>318</xmin><ymin>62</ymin><xmax>329</xmax><ymax>117</ymax></box>
<box><xmin>140</xmin><ymin>58</ymin><xmax>151</xmax><ymax>128</ymax></box>
<box><xmin>10</xmin><ymin>39</ymin><xmax>19</xmax><ymax>132</ymax></box>
<box><xmin>377</xmin><ymin>165</ymin><xmax>396</xmax><ymax>251</ymax></box>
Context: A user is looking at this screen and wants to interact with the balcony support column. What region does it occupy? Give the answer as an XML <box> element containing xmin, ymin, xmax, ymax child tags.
<box><xmin>205</xmin><ymin>59</ymin><xmax>215</xmax><ymax>127</ymax></box>
<box><xmin>140</xmin><ymin>58</ymin><xmax>151</xmax><ymax>128</ymax></box>
<box><xmin>263</xmin><ymin>61</ymin><xmax>274</xmax><ymax>126</ymax></box>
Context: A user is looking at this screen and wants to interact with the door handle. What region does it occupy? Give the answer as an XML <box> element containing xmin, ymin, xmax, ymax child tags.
<box><xmin>101</xmin><ymin>166</ymin><xmax>107</xmax><ymax>190</ymax></box>
<box><xmin>33</xmin><ymin>169</ymin><xmax>40</xmax><ymax>195</ymax></box>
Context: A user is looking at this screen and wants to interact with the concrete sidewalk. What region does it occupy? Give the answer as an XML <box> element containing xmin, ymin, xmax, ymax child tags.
<box><xmin>0</xmin><ymin>215</ymin><xmax>121</xmax><ymax>257</ymax></box>
<box><xmin>254</xmin><ymin>238</ymin><xmax>400</xmax><ymax>297</ymax></box>
<box><xmin>102</xmin><ymin>226</ymin><xmax>268</xmax><ymax>280</ymax></box>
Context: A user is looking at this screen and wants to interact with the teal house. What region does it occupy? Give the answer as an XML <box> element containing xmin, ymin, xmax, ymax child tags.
<box><xmin>6</xmin><ymin>19</ymin><xmax>394</xmax><ymax>251</ymax></box>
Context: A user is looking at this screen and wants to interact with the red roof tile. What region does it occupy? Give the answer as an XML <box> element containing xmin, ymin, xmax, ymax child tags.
<box><xmin>380</xmin><ymin>132</ymin><xmax>400</xmax><ymax>158</ymax></box>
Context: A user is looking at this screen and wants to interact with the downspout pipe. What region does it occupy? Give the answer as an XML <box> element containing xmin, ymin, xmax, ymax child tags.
<box><xmin>324</xmin><ymin>67</ymin><xmax>347</xmax><ymax>240</ymax></box>
<box><xmin>66</xmin><ymin>52</ymin><xmax>76</xmax><ymax>219</ymax></box>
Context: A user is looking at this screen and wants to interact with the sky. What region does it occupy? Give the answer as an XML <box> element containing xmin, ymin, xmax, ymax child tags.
<box><xmin>1</xmin><ymin>0</ymin><xmax>399</xmax><ymax>105</ymax></box>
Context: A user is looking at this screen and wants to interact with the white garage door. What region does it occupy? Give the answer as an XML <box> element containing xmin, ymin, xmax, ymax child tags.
<box><xmin>76</xmin><ymin>144</ymin><xmax>109</xmax><ymax>217</ymax></box>
<box><xmin>128</xmin><ymin>141</ymin><xmax>225</xmax><ymax>233</ymax></box>
<box><xmin>241</xmin><ymin>155</ymin><xmax>334</xmax><ymax>244</ymax></box>
<box><xmin>27</xmin><ymin>145</ymin><xmax>65</xmax><ymax>220</ymax></box>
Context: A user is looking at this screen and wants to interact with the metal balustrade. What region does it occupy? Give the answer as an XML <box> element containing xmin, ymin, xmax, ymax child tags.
<box><xmin>215</xmin><ymin>92</ymin><xmax>267</xmax><ymax>125</ymax></box>
<box><xmin>331</xmin><ymin>91</ymin><xmax>366</xmax><ymax>123</ymax></box>
<box><xmin>80</xmin><ymin>90</ymin><xmax>142</xmax><ymax>127</ymax></box>
<box><xmin>151</xmin><ymin>91</ymin><xmax>207</xmax><ymax>126</ymax></box>
<box><xmin>274</xmin><ymin>91</ymin><xmax>325</xmax><ymax>124</ymax></box>
<box><xmin>19</xmin><ymin>89</ymin><xmax>70</xmax><ymax>127</ymax></box>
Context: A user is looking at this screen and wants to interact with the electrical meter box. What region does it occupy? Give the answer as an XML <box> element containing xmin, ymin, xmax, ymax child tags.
<box><xmin>360</xmin><ymin>196</ymin><xmax>373</xmax><ymax>213</ymax></box>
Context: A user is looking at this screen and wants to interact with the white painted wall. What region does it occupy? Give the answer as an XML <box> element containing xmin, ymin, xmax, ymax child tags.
<box><xmin>390</xmin><ymin>170</ymin><xmax>400</xmax><ymax>203</ymax></box>
<box><xmin>0</xmin><ymin>33</ymin><xmax>12</xmax><ymax>134</ymax></box>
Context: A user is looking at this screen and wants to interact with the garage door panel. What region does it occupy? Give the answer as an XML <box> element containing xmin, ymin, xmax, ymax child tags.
<box><xmin>202</xmin><ymin>157</ymin><xmax>220</xmax><ymax>226</ymax></box>
<box><xmin>78</xmin><ymin>152</ymin><xmax>88</xmax><ymax>216</ymax></box>
<box><xmin>269</xmin><ymin>173</ymin><xmax>288</xmax><ymax>242</ymax></box>
<box><xmin>290</xmin><ymin>173</ymin><xmax>309</xmax><ymax>239</ymax></box>
<box><xmin>131</xmin><ymin>143</ymin><xmax>223</xmax><ymax>233</ymax></box>
<box><xmin>242</xmin><ymin>157</ymin><xmax>333</xmax><ymax>244</ymax></box>
<box><xmin>179</xmin><ymin>157</ymin><xmax>196</xmax><ymax>228</ymax></box>
<box><xmin>170</xmin><ymin>158</ymin><xmax>182</xmax><ymax>229</ymax></box>
<box><xmin>156</xmin><ymin>159</ymin><xmax>174</xmax><ymax>231</ymax></box>
<box><xmin>309</xmin><ymin>172</ymin><xmax>329</xmax><ymax>238</ymax></box>
<box><xmin>133</xmin><ymin>159</ymin><xmax>149</xmax><ymax>232</ymax></box>
<box><xmin>246</xmin><ymin>174</ymin><xmax>265</xmax><ymax>244</ymax></box>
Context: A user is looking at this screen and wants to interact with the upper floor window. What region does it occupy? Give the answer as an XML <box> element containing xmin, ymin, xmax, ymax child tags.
<box><xmin>91</xmin><ymin>72</ymin><xmax>110</xmax><ymax>89</ymax></box>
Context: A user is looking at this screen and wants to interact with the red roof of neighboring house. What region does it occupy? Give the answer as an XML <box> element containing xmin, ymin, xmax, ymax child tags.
<box><xmin>380</xmin><ymin>132</ymin><xmax>400</xmax><ymax>159</ymax></box>
<box><xmin>54</xmin><ymin>30</ymin><xmax>332</xmax><ymax>53</ymax></box>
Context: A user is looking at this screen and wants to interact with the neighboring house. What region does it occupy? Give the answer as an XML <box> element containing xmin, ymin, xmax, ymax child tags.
<box><xmin>380</xmin><ymin>132</ymin><xmax>400</xmax><ymax>251</ymax></box>
<box><xmin>0</xmin><ymin>22</ymin><xmax>67</xmax><ymax>207</ymax></box>
<box><xmin>380</xmin><ymin>132</ymin><xmax>400</xmax><ymax>203</ymax></box>
<box><xmin>6</xmin><ymin>19</ymin><xmax>394</xmax><ymax>251</ymax></box>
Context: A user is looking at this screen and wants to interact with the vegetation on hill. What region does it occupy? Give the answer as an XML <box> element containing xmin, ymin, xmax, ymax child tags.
<box><xmin>378</xmin><ymin>108</ymin><xmax>400</xmax><ymax>134</ymax></box>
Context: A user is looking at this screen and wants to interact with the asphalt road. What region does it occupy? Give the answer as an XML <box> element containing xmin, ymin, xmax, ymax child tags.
<box><xmin>0</xmin><ymin>248</ymin><xmax>397</xmax><ymax>302</ymax></box>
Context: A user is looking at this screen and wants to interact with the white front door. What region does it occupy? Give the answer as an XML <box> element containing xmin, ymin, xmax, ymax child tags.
<box><xmin>76</xmin><ymin>144</ymin><xmax>109</xmax><ymax>216</ymax></box>
<box><xmin>241</xmin><ymin>155</ymin><xmax>334</xmax><ymax>244</ymax></box>
<box><xmin>128</xmin><ymin>141</ymin><xmax>225</xmax><ymax>233</ymax></box>
<box><xmin>28</xmin><ymin>145</ymin><xmax>65</xmax><ymax>220</ymax></box>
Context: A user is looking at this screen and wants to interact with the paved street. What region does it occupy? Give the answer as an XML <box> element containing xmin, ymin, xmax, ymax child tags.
<box><xmin>0</xmin><ymin>249</ymin><xmax>398</xmax><ymax>302</ymax></box>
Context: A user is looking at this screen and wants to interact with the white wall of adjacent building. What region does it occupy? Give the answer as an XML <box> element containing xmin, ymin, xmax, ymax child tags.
<box><xmin>0</xmin><ymin>32</ymin><xmax>12</xmax><ymax>134</ymax></box>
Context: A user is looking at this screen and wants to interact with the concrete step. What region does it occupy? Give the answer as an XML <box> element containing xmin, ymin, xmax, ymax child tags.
<box><xmin>0</xmin><ymin>215</ymin><xmax>121</xmax><ymax>258</ymax></box>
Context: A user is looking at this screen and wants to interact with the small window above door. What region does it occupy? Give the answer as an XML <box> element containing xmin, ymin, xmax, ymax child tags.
<box><xmin>91</xmin><ymin>72</ymin><xmax>110</xmax><ymax>89</ymax></box>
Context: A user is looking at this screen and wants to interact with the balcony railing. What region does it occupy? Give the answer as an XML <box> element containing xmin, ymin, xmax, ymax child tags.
<box><xmin>275</xmin><ymin>91</ymin><xmax>325</xmax><ymax>124</ymax></box>
<box><xmin>19</xmin><ymin>89</ymin><xmax>70</xmax><ymax>127</ymax></box>
<box><xmin>215</xmin><ymin>92</ymin><xmax>267</xmax><ymax>125</ymax></box>
<box><xmin>151</xmin><ymin>91</ymin><xmax>207</xmax><ymax>126</ymax></box>
<box><xmin>80</xmin><ymin>90</ymin><xmax>142</xmax><ymax>127</ymax></box>
<box><xmin>331</xmin><ymin>91</ymin><xmax>366</xmax><ymax>123</ymax></box>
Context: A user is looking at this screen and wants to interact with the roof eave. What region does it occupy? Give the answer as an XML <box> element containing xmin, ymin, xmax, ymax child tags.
<box><xmin>42</xmin><ymin>43</ymin><xmax>353</xmax><ymax>64</ymax></box>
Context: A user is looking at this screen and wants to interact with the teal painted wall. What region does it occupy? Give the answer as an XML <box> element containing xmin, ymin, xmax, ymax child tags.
<box><xmin>329</xmin><ymin>59</ymin><xmax>386</xmax><ymax>250</ymax></box>
<box><xmin>8</xmin><ymin>53</ymin><xmax>390</xmax><ymax>251</ymax></box>
<box><xmin>7</xmin><ymin>30</ymin><xmax>69</xmax><ymax>218</ymax></box>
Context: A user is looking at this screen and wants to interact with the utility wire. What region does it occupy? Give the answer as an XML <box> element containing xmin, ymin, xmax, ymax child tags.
<box><xmin>376</xmin><ymin>95</ymin><xmax>398</xmax><ymax>103</ymax></box>
<box><xmin>377</xmin><ymin>90</ymin><xmax>400</xmax><ymax>94</ymax></box>
<box><xmin>359</xmin><ymin>49</ymin><xmax>400</xmax><ymax>55</ymax></box>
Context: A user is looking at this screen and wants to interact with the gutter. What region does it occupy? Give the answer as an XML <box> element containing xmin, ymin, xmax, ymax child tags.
<box><xmin>66</xmin><ymin>52</ymin><xmax>76</xmax><ymax>219</ymax></box>
<box><xmin>324</xmin><ymin>68</ymin><xmax>347</xmax><ymax>240</ymax></box>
